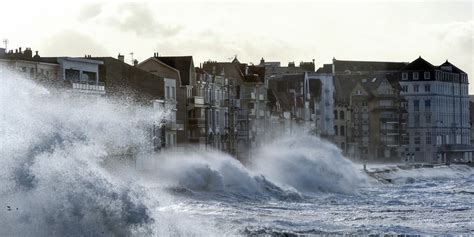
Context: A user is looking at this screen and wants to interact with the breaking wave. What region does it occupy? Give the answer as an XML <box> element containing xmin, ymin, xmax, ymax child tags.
<box><xmin>0</xmin><ymin>67</ymin><xmax>369</xmax><ymax>236</ymax></box>
<box><xmin>381</xmin><ymin>165</ymin><xmax>474</xmax><ymax>184</ymax></box>
<box><xmin>252</xmin><ymin>136</ymin><xmax>368</xmax><ymax>194</ymax></box>
<box><xmin>0</xmin><ymin>69</ymin><xmax>160</xmax><ymax>236</ymax></box>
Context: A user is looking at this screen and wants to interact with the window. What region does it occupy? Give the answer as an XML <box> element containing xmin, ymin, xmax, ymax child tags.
<box><xmin>425</xmin><ymin>100</ymin><xmax>431</xmax><ymax>109</ymax></box>
<box><xmin>171</xmin><ymin>86</ymin><xmax>175</xmax><ymax>99</ymax></box>
<box><xmin>426</xmin><ymin>114</ymin><xmax>431</xmax><ymax>124</ymax></box>
<box><xmin>424</xmin><ymin>71</ymin><xmax>430</xmax><ymax>79</ymax></box>
<box><xmin>334</xmin><ymin>126</ymin><xmax>338</xmax><ymax>135</ymax></box>
<box><xmin>340</xmin><ymin>126</ymin><xmax>345</xmax><ymax>136</ymax></box>
<box><xmin>413</xmin><ymin>85</ymin><xmax>419</xmax><ymax>92</ymax></box>
<box><xmin>414</xmin><ymin>100</ymin><xmax>419</xmax><ymax>111</ymax></box>
<box><xmin>402</xmin><ymin>72</ymin><xmax>408</xmax><ymax>80</ymax></box>
<box><xmin>340</xmin><ymin>111</ymin><xmax>345</xmax><ymax>120</ymax></box>
<box><xmin>334</xmin><ymin>110</ymin><xmax>338</xmax><ymax>120</ymax></box>
<box><xmin>413</xmin><ymin>72</ymin><xmax>419</xmax><ymax>80</ymax></box>
<box><xmin>424</xmin><ymin>84</ymin><xmax>430</xmax><ymax>92</ymax></box>
<box><xmin>414</xmin><ymin>114</ymin><xmax>420</xmax><ymax>127</ymax></box>
<box><xmin>414</xmin><ymin>132</ymin><xmax>421</xmax><ymax>144</ymax></box>
<box><xmin>166</xmin><ymin>86</ymin><xmax>170</xmax><ymax>99</ymax></box>
<box><xmin>402</xmin><ymin>85</ymin><xmax>408</xmax><ymax>92</ymax></box>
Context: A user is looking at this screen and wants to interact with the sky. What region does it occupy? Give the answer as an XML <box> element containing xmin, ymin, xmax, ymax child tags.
<box><xmin>1</xmin><ymin>0</ymin><xmax>472</xmax><ymax>90</ymax></box>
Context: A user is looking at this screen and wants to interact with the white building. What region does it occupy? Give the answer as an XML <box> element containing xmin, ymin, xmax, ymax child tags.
<box><xmin>308</xmin><ymin>72</ymin><xmax>335</xmax><ymax>137</ymax></box>
<box><xmin>399</xmin><ymin>57</ymin><xmax>472</xmax><ymax>163</ymax></box>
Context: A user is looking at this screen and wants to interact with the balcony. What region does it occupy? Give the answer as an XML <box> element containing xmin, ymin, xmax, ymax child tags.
<box><xmin>188</xmin><ymin>96</ymin><xmax>204</xmax><ymax>106</ymax></box>
<box><xmin>72</xmin><ymin>81</ymin><xmax>105</xmax><ymax>94</ymax></box>
<box><xmin>241</xmin><ymin>92</ymin><xmax>256</xmax><ymax>100</ymax></box>
<box><xmin>188</xmin><ymin>118</ymin><xmax>205</xmax><ymax>128</ymax></box>
<box><xmin>374</xmin><ymin>104</ymin><xmax>398</xmax><ymax>110</ymax></box>
<box><xmin>165</xmin><ymin>120</ymin><xmax>184</xmax><ymax>131</ymax></box>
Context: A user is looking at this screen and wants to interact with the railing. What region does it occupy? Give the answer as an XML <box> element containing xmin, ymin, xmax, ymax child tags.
<box><xmin>188</xmin><ymin>96</ymin><xmax>204</xmax><ymax>105</ymax></box>
<box><xmin>375</xmin><ymin>104</ymin><xmax>398</xmax><ymax>110</ymax></box>
<box><xmin>165</xmin><ymin>120</ymin><xmax>184</xmax><ymax>131</ymax></box>
<box><xmin>188</xmin><ymin>118</ymin><xmax>205</xmax><ymax>127</ymax></box>
<box><xmin>72</xmin><ymin>81</ymin><xmax>105</xmax><ymax>94</ymax></box>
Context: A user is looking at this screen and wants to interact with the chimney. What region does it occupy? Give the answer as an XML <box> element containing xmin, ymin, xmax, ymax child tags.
<box><xmin>24</xmin><ymin>48</ymin><xmax>32</xmax><ymax>58</ymax></box>
<box><xmin>118</xmin><ymin>53</ymin><xmax>124</xmax><ymax>62</ymax></box>
<box><xmin>19</xmin><ymin>47</ymin><xmax>22</xmax><ymax>53</ymax></box>
<box><xmin>133</xmin><ymin>59</ymin><xmax>138</xmax><ymax>66</ymax></box>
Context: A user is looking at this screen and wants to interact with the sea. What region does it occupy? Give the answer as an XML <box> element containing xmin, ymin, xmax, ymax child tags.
<box><xmin>1</xmin><ymin>68</ymin><xmax>473</xmax><ymax>236</ymax></box>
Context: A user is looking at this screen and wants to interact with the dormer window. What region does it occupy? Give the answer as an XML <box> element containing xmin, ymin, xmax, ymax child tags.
<box><xmin>402</xmin><ymin>72</ymin><xmax>408</xmax><ymax>80</ymax></box>
<box><xmin>424</xmin><ymin>71</ymin><xmax>430</xmax><ymax>79</ymax></box>
<box><xmin>413</xmin><ymin>72</ymin><xmax>419</xmax><ymax>80</ymax></box>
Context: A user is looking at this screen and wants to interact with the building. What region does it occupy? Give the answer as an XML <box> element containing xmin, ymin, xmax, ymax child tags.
<box><xmin>202</xmin><ymin>57</ymin><xmax>266</xmax><ymax>160</ymax></box>
<box><xmin>399</xmin><ymin>57</ymin><xmax>473</xmax><ymax>163</ymax></box>
<box><xmin>331</xmin><ymin>59</ymin><xmax>408</xmax><ymax>161</ymax></box>
<box><xmin>137</xmin><ymin>54</ymin><xmax>194</xmax><ymax>146</ymax></box>
<box><xmin>189</xmin><ymin>68</ymin><xmax>228</xmax><ymax>150</ymax></box>
<box><xmin>85</xmin><ymin>55</ymin><xmax>179</xmax><ymax>150</ymax></box>
<box><xmin>263</xmin><ymin>58</ymin><xmax>334</xmax><ymax>137</ymax></box>
<box><xmin>0</xmin><ymin>47</ymin><xmax>104</xmax><ymax>95</ymax></box>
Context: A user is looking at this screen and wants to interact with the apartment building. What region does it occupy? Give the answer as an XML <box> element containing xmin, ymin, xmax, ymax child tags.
<box><xmin>400</xmin><ymin>57</ymin><xmax>473</xmax><ymax>163</ymax></box>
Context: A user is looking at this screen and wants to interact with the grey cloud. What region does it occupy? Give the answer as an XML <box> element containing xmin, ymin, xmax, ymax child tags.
<box><xmin>78</xmin><ymin>2</ymin><xmax>104</xmax><ymax>21</ymax></box>
<box><xmin>432</xmin><ymin>21</ymin><xmax>473</xmax><ymax>54</ymax></box>
<box><xmin>154</xmin><ymin>29</ymin><xmax>303</xmax><ymax>64</ymax></box>
<box><xmin>108</xmin><ymin>3</ymin><xmax>183</xmax><ymax>37</ymax></box>
<box><xmin>41</xmin><ymin>30</ymin><xmax>109</xmax><ymax>57</ymax></box>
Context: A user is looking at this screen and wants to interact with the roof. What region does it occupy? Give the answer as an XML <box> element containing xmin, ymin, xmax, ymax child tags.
<box><xmin>402</xmin><ymin>57</ymin><xmax>436</xmax><ymax>71</ymax></box>
<box><xmin>202</xmin><ymin>61</ymin><xmax>244</xmax><ymax>83</ymax></box>
<box><xmin>316</xmin><ymin>64</ymin><xmax>332</xmax><ymax>73</ymax></box>
<box><xmin>155</xmin><ymin>56</ymin><xmax>194</xmax><ymax>85</ymax></box>
<box><xmin>438</xmin><ymin>60</ymin><xmax>466</xmax><ymax>74</ymax></box>
<box><xmin>334</xmin><ymin>72</ymin><xmax>400</xmax><ymax>102</ymax></box>
<box><xmin>272</xmin><ymin>89</ymin><xmax>293</xmax><ymax>111</ymax></box>
<box><xmin>334</xmin><ymin>59</ymin><xmax>407</xmax><ymax>73</ymax></box>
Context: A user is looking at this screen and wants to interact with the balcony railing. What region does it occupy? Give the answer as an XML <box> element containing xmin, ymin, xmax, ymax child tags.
<box><xmin>72</xmin><ymin>81</ymin><xmax>105</xmax><ymax>94</ymax></box>
<box><xmin>165</xmin><ymin>120</ymin><xmax>184</xmax><ymax>131</ymax></box>
<box><xmin>188</xmin><ymin>118</ymin><xmax>205</xmax><ymax>127</ymax></box>
<box><xmin>188</xmin><ymin>96</ymin><xmax>204</xmax><ymax>105</ymax></box>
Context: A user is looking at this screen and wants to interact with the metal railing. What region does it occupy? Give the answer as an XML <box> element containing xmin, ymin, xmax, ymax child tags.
<box><xmin>72</xmin><ymin>80</ymin><xmax>105</xmax><ymax>94</ymax></box>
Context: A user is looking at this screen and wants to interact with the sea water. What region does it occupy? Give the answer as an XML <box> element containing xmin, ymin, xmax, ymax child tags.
<box><xmin>1</xmin><ymin>69</ymin><xmax>472</xmax><ymax>236</ymax></box>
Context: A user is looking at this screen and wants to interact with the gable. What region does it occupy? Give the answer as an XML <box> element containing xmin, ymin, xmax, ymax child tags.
<box><xmin>137</xmin><ymin>58</ymin><xmax>181</xmax><ymax>86</ymax></box>
<box><xmin>351</xmin><ymin>84</ymin><xmax>369</xmax><ymax>96</ymax></box>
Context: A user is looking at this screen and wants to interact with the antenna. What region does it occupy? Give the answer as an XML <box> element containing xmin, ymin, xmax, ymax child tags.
<box><xmin>129</xmin><ymin>52</ymin><xmax>134</xmax><ymax>65</ymax></box>
<box><xmin>3</xmin><ymin>39</ymin><xmax>8</xmax><ymax>50</ymax></box>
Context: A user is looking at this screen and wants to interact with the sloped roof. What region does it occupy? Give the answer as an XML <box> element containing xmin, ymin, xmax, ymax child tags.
<box><xmin>156</xmin><ymin>56</ymin><xmax>194</xmax><ymax>85</ymax></box>
<box><xmin>316</xmin><ymin>64</ymin><xmax>332</xmax><ymax>73</ymax></box>
<box><xmin>202</xmin><ymin>62</ymin><xmax>244</xmax><ymax>84</ymax></box>
<box><xmin>438</xmin><ymin>60</ymin><xmax>466</xmax><ymax>74</ymax></box>
<box><xmin>273</xmin><ymin>89</ymin><xmax>293</xmax><ymax>111</ymax></box>
<box><xmin>402</xmin><ymin>57</ymin><xmax>436</xmax><ymax>71</ymax></box>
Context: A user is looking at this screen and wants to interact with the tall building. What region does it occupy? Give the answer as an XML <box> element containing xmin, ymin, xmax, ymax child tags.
<box><xmin>399</xmin><ymin>57</ymin><xmax>473</xmax><ymax>163</ymax></box>
<box><xmin>331</xmin><ymin>59</ymin><xmax>408</xmax><ymax>161</ymax></box>
<box><xmin>189</xmin><ymin>67</ymin><xmax>228</xmax><ymax>150</ymax></box>
<box><xmin>202</xmin><ymin>57</ymin><xmax>266</xmax><ymax>161</ymax></box>
<box><xmin>137</xmin><ymin>54</ymin><xmax>194</xmax><ymax>146</ymax></box>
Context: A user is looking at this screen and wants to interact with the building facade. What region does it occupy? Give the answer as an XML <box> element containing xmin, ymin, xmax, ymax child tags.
<box><xmin>331</xmin><ymin>59</ymin><xmax>408</xmax><ymax>161</ymax></box>
<box><xmin>400</xmin><ymin>57</ymin><xmax>472</xmax><ymax>163</ymax></box>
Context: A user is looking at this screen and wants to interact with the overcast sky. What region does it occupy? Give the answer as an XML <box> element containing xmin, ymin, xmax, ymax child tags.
<box><xmin>1</xmin><ymin>0</ymin><xmax>472</xmax><ymax>90</ymax></box>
